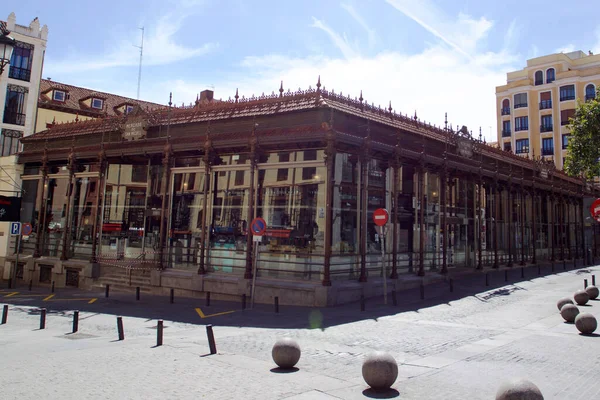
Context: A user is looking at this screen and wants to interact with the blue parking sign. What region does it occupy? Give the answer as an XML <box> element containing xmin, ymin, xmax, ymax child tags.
<box><xmin>10</xmin><ymin>222</ymin><xmax>21</xmax><ymax>236</ymax></box>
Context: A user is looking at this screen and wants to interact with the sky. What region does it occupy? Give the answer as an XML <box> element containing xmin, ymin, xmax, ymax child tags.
<box><xmin>3</xmin><ymin>0</ymin><xmax>600</xmax><ymax>141</ymax></box>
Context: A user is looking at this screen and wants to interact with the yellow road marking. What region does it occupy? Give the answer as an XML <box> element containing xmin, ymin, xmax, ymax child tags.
<box><xmin>10</xmin><ymin>294</ymin><xmax>50</xmax><ymax>298</ymax></box>
<box><xmin>4</xmin><ymin>292</ymin><xmax>18</xmax><ymax>297</ymax></box>
<box><xmin>195</xmin><ymin>307</ymin><xmax>235</xmax><ymax>319</ymax></box>
<box><xmin>43</xmin><ymin>294</ymin><xmax>55</xmax><ymax>301</ymax></box>
<box><xmin>88</xmin><ymin>298</ymin><xmax>97</xmax><ymax>304</ymax></box>
<box><xmin>45</xmin><ymin>297</ymin><xmax>97</xmax><ymax>302</ymax></box>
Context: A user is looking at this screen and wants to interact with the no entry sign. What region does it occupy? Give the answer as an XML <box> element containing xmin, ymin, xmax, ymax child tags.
<box><xmin>373</xmin><ymin>208</ymin><xmax>389</xmax><ymax>226</ymax></box>
<box><xmin>590</xmin><ymin>199</ymin><xmax>600</xmax><ymax>222</ymax></box>
<box><xmin>250</xmin><ymin>217</ymin><xmax>267</xmax><ymax>236</ymax></box>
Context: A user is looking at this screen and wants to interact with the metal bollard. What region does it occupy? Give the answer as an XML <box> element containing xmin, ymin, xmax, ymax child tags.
<box><xmin>1</xmin><ymin>305</ymin><xmax>7</xmax><ymax>324</ymax></box>
<box><xmin>538</xmin><ymin>265</ymin><xmax>541</xmax><ymax>276</ymax></box>
<box><xmin>593</xmin><ymin>275</ymin><xmax>596</xmax><ymax>286</ymax></box>
<box><xmin>105</xmin><ymin>284</ymin><xmax>110</xmax><ymax>298</ymax></box>
<box><xmin>157</xmin><ymin>319</ymin><xmax>163</xmax><ymax>347</ymax></box>
<box><xmin>420</xmin><ymin>283</ymin><xmax>425</xmax><ymax>300</ymax></box>
<box><xmin>28</xmin><ymin>280</ymin><xmax>32</xmax><ymax>291</ymax></box>
<box><xmin>206</xmin><ymin>324</ymin><xmax>217</xmax><ymax>354</ymax></box>
<box><xmin>505</xmin><ymin>269</ymin><xmax>508</xmax><ymax>282</ymax></box>
<box><xmin>242</xmin><ymin>294</ymin><xmax>246</xmax><ymax>310</ymax></box>
<box><xmin>584</xmin><ymin>279</ymin><xmax>588</xmax><ymax>289</ymax></box>
<box><xmin>206</xmin><ymin>291</ymin><xmax>211</xmax><ymax>307</ymax></box>
<box><xmin>136</xmin><ymin>287</ymin><xmax>140</xmax><ymax>301</ymax></box>
<box><xmin>485</xmin><ymin>272</ymin><xmax>489</xmax><ymax>287</ymax></box>
<box><xmin>449</xmin><ymin>278</ymin><xmax>454</xmax><ymax>292</ymax></box>
<box><xmin>573</xmin><ymin>257</ymin><xmax>577</xmax><ymax>269</ymax></box>
<box><xmin>170</xmin><ymin>288</ymin><xmax>174</xmax><ymax>304</ymax></box>
<box><xmin>551</xmin><ymin>261</ymin><xmax>555</xmax><ymax>272</ymax></box>
<box><xmin>72</xmin><ymin>310</ymin><xmax>79</xmax><ymax>333</ymax></box>
<box><xmin>116</xmin><ymin>316</ymin><xmax>124</xmax><ymax>341</ymax></box>
<box><xmin>274</xmin><ymin>296</ymin><xmax>279</xmax><ymax>313</ymax></box>
<box><xmin>563</xmin><ymin>260</ymin><xmax>566</xmax><ymax>270</ymax></box>
<box><xmin>392</xmin><ymin>289</ymin><xmax>397</xmax><ymax>306</ymax></box>
<box><xmin>51</xmin><ymin>281</ymin><xmax>55</xmax><ymax>293</ymax></box>
<box><xmin>39</xmin><ymin>308</ymin><xmax>46</xmax><ymax>330</ymax></box>
<box><xmin>360</xmin><ymin>294</ymin><xmax>365</xmax><ymax>311</ymax></box>
<box><xmin>521</xmin><ymin>267</ymin><xmax>525</xmax><ymax>278</ymax></box>
<box><xmin>7</xmin><ymin>278</ymin><xmax>12</xmax><ymax>289</ymax></box>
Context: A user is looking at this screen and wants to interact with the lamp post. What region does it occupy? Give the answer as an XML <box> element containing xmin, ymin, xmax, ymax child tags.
<box><xmin>0</xmin><ymin>29</ymin><xmax>16</xmax><ymax>75</ymax></box>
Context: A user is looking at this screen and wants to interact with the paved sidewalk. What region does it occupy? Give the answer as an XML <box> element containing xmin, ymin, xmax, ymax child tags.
<box><xmin>2</xmin><ymin>266</ymin><xmax>600</xmax><ymax>399</ymax></box>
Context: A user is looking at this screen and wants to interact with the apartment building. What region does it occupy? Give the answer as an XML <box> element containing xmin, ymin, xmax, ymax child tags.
<box><xmin>496</xmin><ymin>50</ymin><xmax>600</xmax><ymax>169</ymax></box>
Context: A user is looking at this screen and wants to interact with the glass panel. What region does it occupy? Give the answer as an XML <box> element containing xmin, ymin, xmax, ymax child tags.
<box><xmin>167</xmin><ymin>171</ymin><xmax>205</xmax><ymax>270</ymax></box>
<box><xmin>69</xmin><ymin>177</ymin><xmax>99</xmax><ymax>259</ymax></box>
<box><xmin>42</xmin><ymin>178</ymin><xmax>69</xmax><ymax>257</ymax></box>
<box><xmin>19</xmin><ymin>179</ymin><xmax>41</xmax><ymax>255</ymax></box>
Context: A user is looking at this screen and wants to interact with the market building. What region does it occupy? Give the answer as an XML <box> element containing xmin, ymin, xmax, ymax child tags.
<box><xmin>8</xmin><ymin>80</ymin><xmax>600</xmax><ymax>306</ymax></box>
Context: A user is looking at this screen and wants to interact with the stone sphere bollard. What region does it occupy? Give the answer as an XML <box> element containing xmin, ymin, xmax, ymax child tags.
<box><xmin>560</xmin><ymin>304</ymin><xmax>579</xmax><ymax>323</ymax></box>
<box><xmin>272</xmin><ymin>338</ymin><xmax>301</xmax><ymax>369</ymax></box>
<box><xmin>557</xmin><ymin>297</ymin><xmax>573</xmax><ymax>311</ymax></box>
<box><xmin>495</xmin><ymin>378</ymin><xmax>544</xmax><ymax>400</ymax></box>
<box><xmin>575</xmin><ymin>313</ymin><xmax>598</xmax><ymax>335</ymax></box>
<box><xmin>362</xmin><ymin>351</ymin><xmax>398</xmax><ymax>391</ymax></box>
<box><xmin>574</xmin><ymin>290</ymin><xmax>590</xmax><ymax>306</ymax></box>
<box><xmin>585</xmin><ymin>285</ymin><xmax>599</xmax><ymax>300</ymax></box>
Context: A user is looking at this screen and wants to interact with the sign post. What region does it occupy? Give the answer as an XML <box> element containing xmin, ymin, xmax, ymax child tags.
<box><xmin>373</xmin><ymin>209</ymin><xmax>389</xmax><ymax>304</ymax></box>
<box><xmin>9</xmin><ymin>222</ymin><xmax>21</xmax><ymax>289</ymax></box>
<box><xmin>250</xmin><ymin>217</ymin><xmax>267</xmax><ymax>309</ymax></box>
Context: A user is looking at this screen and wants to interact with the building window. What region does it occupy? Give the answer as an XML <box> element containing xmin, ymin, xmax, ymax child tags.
<box><xmin>131</xmin><ymin>165</ymin><xmax>148</xmax><ymax>183</ymax></box>
<box><xmin>277</xmin><ymin>168</ymin><xmax>289</xmax><ymax>181</ymax></box>
<box><xmin>515</xmin><ymin>139</ymin><xmax>529</xmax><ymax>154</ymax></box>
<box><xmin>125</xmin><ymin>105</ymin><xmax>135</xmax><ymax>114</ymax></box>
<box><xmin>0</xmin><ymin>129</ymin><xmax>23</xmax><ymax>156</ymax></box>
<box><xmin>91</xmin><ymin>98</ymin><xmax>104</xmax><ymax>109</ymax></box>
<box><xmin>540</xmin><ymin>115</ymin><xmax>553</xmax><ymax>132</ymax></box>
<box><xmin>562</xmin><ymin>134</ymin><xmax>570</xmax><ymax>149</ymax></box>
<box><xmin>515</xmin><ymin>116</ymin><xmax>528</xmax><ymax>131</ymax></box>
<box><xmin>53</xmin><ymin>90</ymin><xmax>66</xmax><ymax>102</ymax></box>
<box><xmin>546</xmin><ymin>68</ymin><xmax>555</xmax><ymax>84</ymax></box>
<box><xmin>501</xmin><ymin>99</ymin><xmax>510</xmax><ymax>115</ymax></box>
<box><xmin>504</xmin><ymin>142</ymin><xmax>512</xmax><ymax>152</ymax></box>
<box><xmin>514</xmin><ymin>93</ymin><xmax>528</xmax><ymax>108</ymax></box>
<box><xmin>539</xmin><ymin>91</ymin><xmax>552</xmax><ymax>109</ymax></box>
<box><xmin>585</xmin><ymin>84</ymin><xmax>596</xmax><ymax>102</ymax></box>
<box><xmin>542</xmin><ymin>138</ymin><xmax>554</xmax><ymax>156</ymax></box>
<box><xmin>3</xmin><ymin>85</ymin><xmax>27</xmax><ymax>126</ymax></box>
<box><xmin>559</xmin><ymin>85</ymin><xmax>575</xmax><ymax>101</ymax></box>
<box><xmin>534</xmin><ymin>70</ymin><xmax>543</xmax><ymax>86</ymax></box>
<box><xmin>560</xmin><ymin>109</ymin><xmax>575</xmax><ymax>125</ymax></box>
<box><xmin>303</xmin><ymin>149</ymin><xmax>317</xmax><ymax>161</ymax></box>
<box><xmin>234</xmin><ymin>170</ymin><xmax>245</xmax><ymax>186</ymax></box>
<box><xmin>502</xmin><ymin>120</ymin><xmax>511</xmax><ymax>137</ymax></box>
<box><xmin>302</xmin><ymin>167</ymin><xmax>316</xmax><ymax>180</ymax></box>
<box><xmin>8</xmin><ymin>42</ymin><xmax>33</xmax><ymax>82</ymax></box>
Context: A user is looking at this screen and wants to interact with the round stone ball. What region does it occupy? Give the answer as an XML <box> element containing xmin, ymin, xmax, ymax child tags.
<box><xmin>272</xmin><ymin>338</ymin><xmax>301</xmax><ymax>369</ymax></box>
<box><xmin>585</xmin><ymin>285</ymin><xmax>599</xmax><ymax>300</ymax></box>
<box><xmin>557</xmin><ymin>297</ymin><xmax>574</xmax><ymax>311</ymax></box>
<box><xmin>574</xmin><ymin>290</ymin><xmax>590</xmax><ymax>306</ymax></box>
<box><xmin>495</xmin><ymin>378</ymin><xmax>544</xmax><ymax>400</ymax></box>
<box><xmin>362</xmin><ymin>351</ymin><xmax>398</xmax><ymax>391</ymax></box>
<box><xmin>575</xmin><ymin>313</ymin><xmax>598</xmax><ymax>335</ymax></box>
<box><xmin>560</xmin><ymin>304</ymin><xmax>579</xmax><ymax>323</ymax></box>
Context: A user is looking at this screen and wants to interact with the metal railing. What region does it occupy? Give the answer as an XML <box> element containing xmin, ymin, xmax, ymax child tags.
<box><xmin>8</xmin><ymin>66</ymin><xmax>31</xmax><ymax>82</ymax></box>
<box><xmin>502</xmin><ymin>129</ymin><xmax>511</xmax><ymax>137</ymax></box>
<box><xmin>540</xmin><ymin>124</ymin><xmax>553</xmax><ymax>132</ymax></box>
<box><xmin>542</xmin><ymin>147</ymin><xmax>554</xmax><ymax>156</ymax></box>
<box><xmin>2</xmin><ymin>110</ymin><xmax>26</xmax><ymax>126</ymax></box>
<box><xmin>560</xmin><ymin>94</ymin><xmax>575</xmax><ymax>101</ymax></box>
<box><xmin>539</xmin><ymin>100</ymin><xmax>552</xmax><ymax>109</ymax></box>
<box><xmin>501</xmin><ymin>107</ymin><xmax>510</xmax><ymax>115</ymax></box>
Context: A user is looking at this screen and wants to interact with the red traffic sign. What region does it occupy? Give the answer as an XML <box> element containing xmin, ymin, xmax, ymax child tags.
<box><xmin>250</xmin><ymin>217</ymin><xmax>267</xmax><ymax>236</ymax></box>
<box><xmin>590</xmin><ymin>199</ymin><xmax>600</xmax><ymax>222</ymax></box>
<box><xmin>373</xmin><ymin>208</ymin><xmax>389</xmax><ymax>227</ymax></box>
<box><xmin>22</xmin><ymin>222</ymin><xmax>33</xmax><ymax>236</ymax></box>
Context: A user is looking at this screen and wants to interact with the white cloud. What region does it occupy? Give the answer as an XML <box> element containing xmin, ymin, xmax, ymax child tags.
<box><xmin>45</xmin><ymin>9</ymin><xmax>216</xmax><ymax>74</ymax></box>
<box><xmin>311</xmin><ymin>17</ymin><xmax>358</xmax><ymax>60</ymax></box>
<box><xmin>341</xmin><ymin>3</ymin><xmax>377</xmax><ymax>48</ymax></box>
<box><xmin>555</xmin><ymin>44</ymin><xmax>576</xmax><ymax>54</ymax></box>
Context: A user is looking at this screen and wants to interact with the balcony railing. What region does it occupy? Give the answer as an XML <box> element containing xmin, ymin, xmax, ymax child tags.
<box><xmin>501</xmin><ymin>107</ymin><xmax>510</xmax><ymax>115</ymax></box>
<box><xmin>515</xmin><ymin>147</ymin><xmax>529</xmax><ymax>154</ymax></box>
<box><xmin>586</xmin><ymin>94</ymin><xmax>596</xmax><ymax>102</ymax></box>
<box><xmin>8</xmin><ymin>66</ymin><xmax>31</xmax><ymax>82</ymax></box>
<box><xmin>539</xmin><ymin>100</ymin><xmax>552</xmax><ymax>109</ymax></box>
<box><xmin>561</xmin><ymin>120</ymin><xmax>570</xmax><ymax>126</ymax></box>
<box><xmin>540</xmin><ymin>124</ymin><xmax>553</xmax><ymax>132</ymax></box>
<box><xmin>2</xmin><ymin>111</ymin><xmax>26</xmax><ymax>126</ymax></box>
<box><xmin>515</xmin><ymin>126</ymin><xmax>528</xmax><ymax>132</ymax></box>
<box><xmin>502</xmin><ymin>129</ymin><xmax>511</xmax><ymax>137</ymax></box>
<box><xmin>514</xmin><ymin>103</ymin><xmax>528</xmax><ymax>109</ymax></box>
<box><xmin>535</xmin><ymin>79</ymin><xmax>543</xmax><ymax>86</ymax></box>
<box><xmin>542</xmin><ymin>148</ymin><xmax>554</xmax><ymax>156</ymax></box>
<box><xmin>560</xmin><ymin>94</ymin><xmax>575</xmax><ymax>101</ymax></box>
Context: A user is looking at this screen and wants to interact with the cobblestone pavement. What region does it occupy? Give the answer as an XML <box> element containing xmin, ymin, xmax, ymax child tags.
<box><xmin>2</xmin><ymin>266</ymin><xmax>600</xmax><ymax>399</ymax></box>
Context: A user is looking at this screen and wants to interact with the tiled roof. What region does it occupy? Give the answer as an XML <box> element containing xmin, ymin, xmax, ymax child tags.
<box><xmin>0</xmin><ymin>21</ymin><xmax>8</xmax><ymax>35</ymax></box>
<box><xmin>38</xmin><ymin>79</ymin><xmax>165</xmax><ymax>117</ymax></box>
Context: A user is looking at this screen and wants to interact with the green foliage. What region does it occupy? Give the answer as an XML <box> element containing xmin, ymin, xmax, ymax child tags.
<box><xmin>564</xmin><ymin>87</ymin><xmax>600</xmax><ymax>179</ymax></box>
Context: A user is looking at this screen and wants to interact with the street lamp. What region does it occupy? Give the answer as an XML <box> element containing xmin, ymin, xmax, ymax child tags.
<box><xmin>0</xmin><ymin>30</ymin><xmax>16</xmax><ymax>75</ymax></box>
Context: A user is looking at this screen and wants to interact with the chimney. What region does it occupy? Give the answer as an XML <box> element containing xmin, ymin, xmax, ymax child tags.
<box><xmin>200</xmin><ymin>89</ymin><xmax>214</xmax><ymax>102</ymax></box>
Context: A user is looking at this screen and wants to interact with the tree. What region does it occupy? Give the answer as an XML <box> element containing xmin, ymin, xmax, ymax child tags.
<box><xmin>564</xmin><ymin>87</ymin><xmax>600</xmax><ymax>179</ymax></box>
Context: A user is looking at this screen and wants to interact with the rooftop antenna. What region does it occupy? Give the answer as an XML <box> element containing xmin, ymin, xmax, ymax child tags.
<box><xmin>134</xmin><ymin>26</ymin><xmax>144</xmax><ymax>100</ymax></box>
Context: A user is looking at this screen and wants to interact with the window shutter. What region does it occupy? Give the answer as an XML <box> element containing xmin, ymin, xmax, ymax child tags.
<box><xmin>540</xmin><ymin>91</ymin><xmax>551</xmax><ymax>101</ymax></box>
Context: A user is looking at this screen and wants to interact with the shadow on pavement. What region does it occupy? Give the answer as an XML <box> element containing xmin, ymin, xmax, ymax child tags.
<box><xmin>362</xmin><ymin>388</ymin><xmax>400</xmax><ymax>399</ymax></box>
<box><xmin>1</xmin><ymin>262</ymin><xmax>596</xmax><ymax>331</ymax></box>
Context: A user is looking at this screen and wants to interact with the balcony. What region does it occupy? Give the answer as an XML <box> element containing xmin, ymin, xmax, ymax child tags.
<box><xmin>501</xmin><ymin>107</ymin><xmax>510</xmax><ymax>116</ymax></box>
<box><xmin>2</xmin><ymin>111</ymin><xmax>26</xmax><ymax>126</ymax></box>
<box><xmin>8</xmin><ymin>67</ymin><xmax>31</xmax><ymax>82</ymax></box>
<box><xmin>542</xmin><ymin>148</ymin><xmax>554</xmax><ymax>156</ymax></box>
<box><xmin>539</xmin><ymin>100</ymin><xmax>552</xmax><ymax>109</ymax></box>
<box><xmin>514</xmin><ymin>103</ymin><xmax>528</xmax><ymax>109</ymax></box>
<box><xmin>561</xmin><ymin>120</ymin><xmax>570</xmax><ymax>126</ymax></box>
<box><xmin>515</xmin><ymin>147</ymin><xmax>529</xmax><ymax>155</ymax></box>
<box><xmin>560</xmin><ymin>94</ymin><xmax>575</xmax><ymax>101</ymax></box>
<box><xmin>540</xmin><ymin>124</ymin><xmax>553</xmax><ymax>132</ymax></box>
<box><xmin>586</xmin><ymin>94</ymin><xmax>596</xmax><ymax>102</ymax></box>
<box><xmin>535</xmin><ymin>79</ymin><xmax>544</xmax><ymax>86</ymax></box>
<box><xmin>502</xmin><ymin>129</ymin><xmax>511</xmax><ymax>137</ymax></box>
<box><xmin>515</xmin><ymin>126</ymin><xmax>528</xmax><ymax>132</ymax></box>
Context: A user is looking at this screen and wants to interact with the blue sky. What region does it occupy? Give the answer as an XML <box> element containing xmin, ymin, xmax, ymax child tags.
<box><xmin>3</xmin><ymin>0</ymin><xmax>600</xmax><ymax>141</ymax></box>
